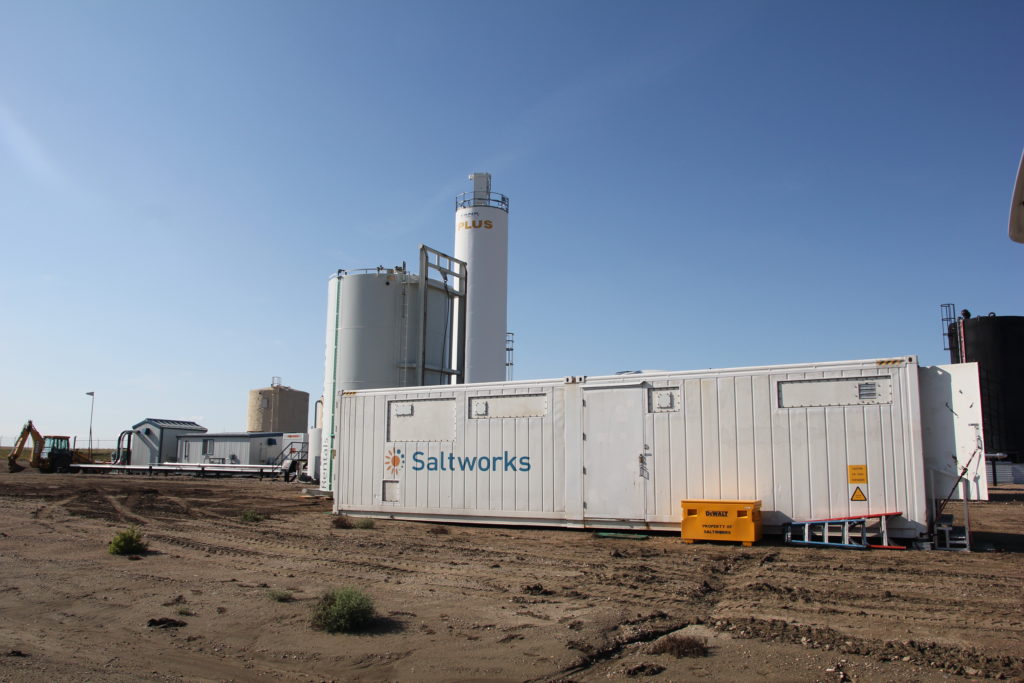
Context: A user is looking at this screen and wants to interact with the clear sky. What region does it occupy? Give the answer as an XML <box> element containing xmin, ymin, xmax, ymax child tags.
<box><xmin>2</xmin><ymin>1</ymin><xmax>1021</xmax><ymax>443</ymax></box>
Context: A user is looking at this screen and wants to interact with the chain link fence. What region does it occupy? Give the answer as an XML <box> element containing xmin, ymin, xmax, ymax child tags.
<box><xmin>0</xmin><ymin>436</ymin><xmax>119</xmax><ymax>450</ymax></box>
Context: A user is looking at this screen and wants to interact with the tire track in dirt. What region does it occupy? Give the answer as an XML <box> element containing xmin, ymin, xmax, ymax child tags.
<box><xmin>6</xmin><ymin>472</ymin><xmax>1021</xmax><ymax>681</ymax></box>
<box><xmin>698</xmin><ymin>545</ymin><xmax>1024</xmax><ymax>670</ymax></box>
<box><xmin>712</xmin><ymin>616</ymin><xmax>1024</xmax><ymax>679</ymax></box>
<box><xmin>101</xmin><ymin>493</ymin><xmax>150</xmax><ymax>525</ymax></box>
<box><xmin>28</xmin><ymin>494</ymin><xmax>80</xmax><ymax>519</ymax></box>
<box><xmin>160</xmin><ymin>493</ymin><xmax>229</xmax><ymax>520</ymax></box>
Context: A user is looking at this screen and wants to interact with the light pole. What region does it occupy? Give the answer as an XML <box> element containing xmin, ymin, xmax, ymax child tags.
<box><xmin>86</xmin><ymin>392</ymin><xmax>95</xmax><ymax>455</ymax></box>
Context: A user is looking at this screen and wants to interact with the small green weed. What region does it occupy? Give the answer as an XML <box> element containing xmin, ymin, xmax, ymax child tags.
<box><xmin>353</xmin><ymin>518</ymin><xmax>376</xmax><ymax>530</ymax></box>
<box><xmin>240</xmin><ymin>510</ymin><xmax>265</xmax><ymax>523</ymax></box>
<box><xmin>311</xmin><ymin>588</ymin><xmax>375</xmax><ymax>633</ymax></box>
<box><xmin>108</xmin><ymin>526</ymin><xmax>148</xmax><ymax>555</ymax></box>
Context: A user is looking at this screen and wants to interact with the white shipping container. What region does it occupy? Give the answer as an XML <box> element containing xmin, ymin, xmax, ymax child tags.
<box><xmin>334</xmin><ymin>356</ymin><xmax>983</xmax><ymax>538</ymax></box>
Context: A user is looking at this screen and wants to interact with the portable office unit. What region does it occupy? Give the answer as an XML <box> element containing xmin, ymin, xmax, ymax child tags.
<box><xmin>178</xmin><ymin>431</ymin><xmax>307</xmax><ymax>466</ymax></box>
<box><xmin>333</xmin><ymin>356</ymin><xmax>984</xmax><ymax>538</ymax></box>
<box><xmin>130</xmin><ymin>419</ymin><xmax>206</xmax><ymax>465</ymax></box>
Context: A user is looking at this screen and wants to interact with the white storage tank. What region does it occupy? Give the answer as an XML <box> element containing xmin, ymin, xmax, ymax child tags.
<box><xmin>307</xmin><ymin>427</ymin><xmax>322</xmax><ymax>480</ymax></box>
<box><xmin>319</xmin><ymin>264</ymin><xmax>457</xmax><ymax>488</ymax></box>
<box><xmin>454</xmin><ymin>173</ymin><xmax>509</xmax><ymax>384</ymax></box>
<box><xmin>320</xmin><ymin>267</ymin><xmax>420</xmax><ymax>485</ymax></box>
<box><xmin>334</xmin><ymin>270</ymin><xmax>422</xmax><ymax>390</ymax></box>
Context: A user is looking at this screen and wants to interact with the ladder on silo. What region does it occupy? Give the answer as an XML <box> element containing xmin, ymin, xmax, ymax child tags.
<box><xmin>784</xmin><ymin>512</ymin><xmax>904</xmax><ymax>550</ymax></box>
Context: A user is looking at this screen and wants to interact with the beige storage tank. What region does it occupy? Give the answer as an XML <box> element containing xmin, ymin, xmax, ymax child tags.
<box><xmin>247</xmin><ymin>378</ymin><xmax>309</xmax><ymax>433</ymax></box>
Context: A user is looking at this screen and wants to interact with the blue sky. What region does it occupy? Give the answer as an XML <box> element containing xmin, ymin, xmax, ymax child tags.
<box><xmin>2</xmin><ymin>1</ymin><xmax>1021</xmax><ymax>442</ymax></box>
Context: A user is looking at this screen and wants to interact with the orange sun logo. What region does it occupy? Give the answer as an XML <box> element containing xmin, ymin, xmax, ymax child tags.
<box><xmin>384</xmin><ymin>448</ymin><xmax>403</xmax><ymax>476</ymax></box>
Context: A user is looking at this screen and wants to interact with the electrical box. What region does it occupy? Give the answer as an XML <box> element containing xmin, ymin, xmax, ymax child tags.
<box><xmin>681</xmin><ymin>499</ymin><xmax>762</xmax><ymax>546</ymax></box>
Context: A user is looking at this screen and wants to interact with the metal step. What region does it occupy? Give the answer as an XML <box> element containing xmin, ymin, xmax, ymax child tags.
<box><xmin>784</xmin><ymin>512</ymin><xmax>903</xmax><ymax>550</ymax></box>
<box><xmin>934</xmin><ymin>514</ymin><xmax>970</xmax><ymax>551</ymax></box>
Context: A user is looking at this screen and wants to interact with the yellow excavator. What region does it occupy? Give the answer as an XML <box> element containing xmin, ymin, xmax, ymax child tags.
<box><xmin>7</xmin><ymin>420</ymin><xmax>91</xmax><ymax>473</ymax></box>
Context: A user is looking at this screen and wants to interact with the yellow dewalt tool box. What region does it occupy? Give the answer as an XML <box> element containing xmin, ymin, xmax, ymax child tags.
<box><xmin>681</xmin><ymin>499</ymin><xmax>762</xmax><ymax>546</ymax></box>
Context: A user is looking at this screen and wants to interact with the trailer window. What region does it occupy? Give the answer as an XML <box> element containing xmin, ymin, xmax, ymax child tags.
<box><xmin>201</xmin><ymin>439</ymin><xmax>214</xmax><ymax>455</ymax></box>
<box><xmin>469</xmin><ymin>394</ymin><xmax>547</xmax><ymax>419</ymax></box>
<box><xmin>778</xmin><ymin>377</ymin><xmax>893</xmax><ymax>408</ymax></box>
<box><xmin>648</xmin><ymin>388</ymin><xmax>680</xmax><ymax>412</ymax></box>
<box><xmin>388</xmin><ymin>399</ymin><xmax>456</xmax><ymax>441</ymax></box>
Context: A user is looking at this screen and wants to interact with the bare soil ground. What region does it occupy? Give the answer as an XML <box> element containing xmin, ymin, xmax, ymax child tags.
<box><xmin>1</xmin><ymin>471</ymin><xmax>1022</xmax><ymax>682</ymax></box>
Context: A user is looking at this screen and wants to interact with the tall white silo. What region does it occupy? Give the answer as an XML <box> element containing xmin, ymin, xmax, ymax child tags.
<box><xmin>454</xmin><ymin>173</ymin><xmax>509</xmax><ymax>384</ymax></box>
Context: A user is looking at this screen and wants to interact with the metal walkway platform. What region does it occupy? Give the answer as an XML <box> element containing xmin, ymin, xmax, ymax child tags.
<box><xmin>73</xmin><ymin>462</ymin><xmax>288</xmax><ymax>479</ymax></box>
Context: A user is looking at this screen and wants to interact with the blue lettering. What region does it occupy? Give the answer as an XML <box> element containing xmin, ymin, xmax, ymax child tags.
<box><xmin>408</xmin><ymin>451</ymin><xmax>531</xmax><ymax>473</ymax></box>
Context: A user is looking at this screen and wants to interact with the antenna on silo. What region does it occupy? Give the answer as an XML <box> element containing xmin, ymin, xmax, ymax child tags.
<box><xmin>505</xmin><ymin>332</ymin><xmax>515</xmax><ymax>381</ymax></box>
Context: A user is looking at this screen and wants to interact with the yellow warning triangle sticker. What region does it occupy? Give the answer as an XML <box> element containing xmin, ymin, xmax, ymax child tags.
<box><xmin>850</xmin><ymin>486</ymin><xmax>867</xmax><ymax>502</ymax></box>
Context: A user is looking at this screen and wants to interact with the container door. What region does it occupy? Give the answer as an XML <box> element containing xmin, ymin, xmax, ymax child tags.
<box><xmin>582</xmin><ymin>386</ymin><xmax>645</xmax><ymax>520</ymax></box>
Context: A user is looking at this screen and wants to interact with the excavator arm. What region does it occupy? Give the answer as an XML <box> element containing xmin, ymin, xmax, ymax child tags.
<box><xmin>8</xmin><ymin>420</ymin><xmax>43</xmax><ymax>472</ymax></box>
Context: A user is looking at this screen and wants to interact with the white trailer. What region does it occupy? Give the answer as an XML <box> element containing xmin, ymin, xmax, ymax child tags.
<box><xmin>333</xmin><ymin>356</ymin><xmax>986</xmax><ymax>539</ymax></box>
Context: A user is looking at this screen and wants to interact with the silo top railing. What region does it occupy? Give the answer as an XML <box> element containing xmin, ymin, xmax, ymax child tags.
<box><xmin>455</xmin><ymin>191</ymin><xmax>509</xmax><ymax>212</ymax></box>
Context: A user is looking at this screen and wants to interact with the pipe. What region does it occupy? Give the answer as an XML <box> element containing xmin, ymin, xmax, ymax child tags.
<box><xmin>115</xmin><ymin>430</ymin><xmax>133</xmax><ymax>465</ymax></box>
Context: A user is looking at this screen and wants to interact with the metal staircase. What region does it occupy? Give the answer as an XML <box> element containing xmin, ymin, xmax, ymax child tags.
<box><xmin>268</xmin><ymin>438</ymin><xmax>307</xmax><ymax>481</ymax></box>
<box><xmin>933</xmin><ymin>513</ymin><xmax>970</xmax><ymax>551</ymax></box>
<box><xmin>784</xmin><ymin>512</ymin><xmax>904</xmax><ymax>550</ymax></box>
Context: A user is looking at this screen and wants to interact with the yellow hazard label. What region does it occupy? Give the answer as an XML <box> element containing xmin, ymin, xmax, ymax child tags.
<box><xmin>876</xmin><ymin>358</ymin><xmax>903</xmax><ymax>366</ymax></box>
<box><xmin>850</xmin><ymin>486</ymin><xmax>867</xmax><ymax>502</ymax></box>
<box><xmin>848</xmin><ymin>465</ymin><xmax>868</xmax><ymax>484</ymax></box>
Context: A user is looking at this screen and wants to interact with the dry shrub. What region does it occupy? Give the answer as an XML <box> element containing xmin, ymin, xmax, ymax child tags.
<box><xmin>108</xmin><ymin>526</ymin><xmax>148</xmax><ymax>555</ymax></box>
<box><xmin>649</xmin><ymin>634</ymin><xmax>709</xmax><ymax>658</ymax></box>
<box><xmin>427</xmin><ymin>525</ymin><xmax>450</xmax><ymax>535</ymax></box>
<box><xmin>267</xmin><ymin>589</ymin><xmax>294</xmax><ymax>602</ymax></box>
<box><xmin>311</xmin><ymin>588</ymin><xmax>375</xmax><ymax>633</ymax></box>
<box><xmin>332</xmin><ymin>515</ymin><xmax>354</xmax><ymax>529</ymax></box>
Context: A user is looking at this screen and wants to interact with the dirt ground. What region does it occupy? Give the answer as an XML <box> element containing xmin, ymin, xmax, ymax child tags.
<box><xmin>0</xmin><ymin>471</ymin><xmax>1022</xmax><ymax>682</ymax></box>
